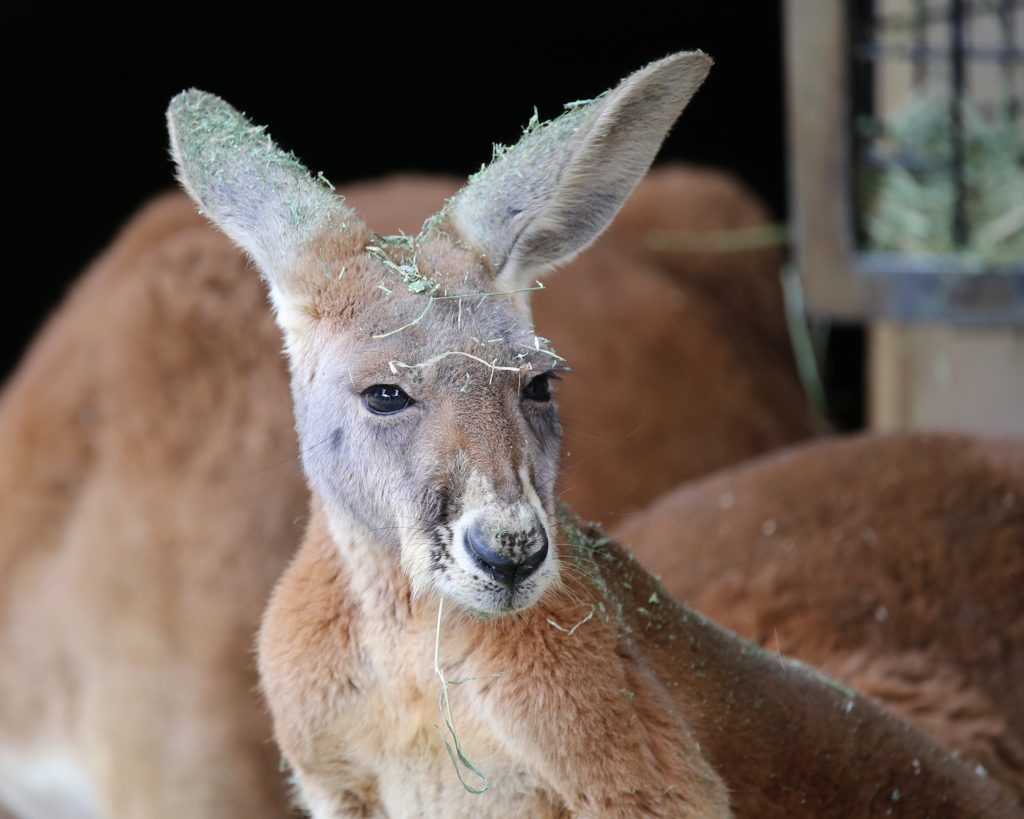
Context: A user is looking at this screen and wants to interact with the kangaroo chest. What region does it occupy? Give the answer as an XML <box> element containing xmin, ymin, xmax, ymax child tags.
<box><xmin>298</xmin><ymin>599</ymin><xmax>567</xmax><ymax>819</ymax></box>
<box><xmin>262</xmin><ymin>527</ymin><xmax>739</xmax><ymax>819</ymax></box>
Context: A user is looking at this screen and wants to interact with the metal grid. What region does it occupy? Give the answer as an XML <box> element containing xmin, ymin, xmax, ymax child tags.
<box><xmin>852</xmin><ymin>0</ymin><xmax>1023</xmax><ymax>266</ymax></box>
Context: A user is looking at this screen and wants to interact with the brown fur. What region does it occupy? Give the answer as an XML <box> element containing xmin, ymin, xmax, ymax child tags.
<box><xmin>0</xmin><ymin>172</ymin><xmax>1013</xmax><ymax>818</ymax></box>
<box><xmin>260</xmin><ymin>500</ymin><xmax>1021</xmax><ymax>817</ymax></box>
<box><xmin>0</xmin><ymin>192</ymin><xmax>304</xmax><ymax>817</ymax></box>
<box><xmin>0</xmin><ymin>158</ymin><xmax>809</xmax><ymax>817</ymax></box>
<box><xmin>0</xmin><ymin>170</ymin><xmax>1011</xmax><ymax>817</ymax></box>
<box><xmin>616</xmin><ymin>432</ymin><xmax>1024</xmax><ymax>807</ymax></box>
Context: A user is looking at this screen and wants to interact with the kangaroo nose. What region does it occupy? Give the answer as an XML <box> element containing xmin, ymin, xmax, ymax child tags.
<box><xmin>465</xmin><ymin>523</ymin><xmax>548</xmax><ymax>585</ymax></box>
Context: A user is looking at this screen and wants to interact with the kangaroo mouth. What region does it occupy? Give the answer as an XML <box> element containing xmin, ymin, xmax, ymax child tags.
<box><xmin>416</xmin><ymin>504</ymin><xmax>557</xmax><ymax>615</ymax></box>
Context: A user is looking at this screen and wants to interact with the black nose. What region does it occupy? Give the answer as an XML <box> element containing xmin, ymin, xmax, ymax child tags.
<box><xmin>465</xmin><ymin>524</ymin><xmax>548</xmax><ymax>585</ymax></box>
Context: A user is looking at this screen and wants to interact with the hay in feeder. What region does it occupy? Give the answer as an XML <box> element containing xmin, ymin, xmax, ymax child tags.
<box><xmin>864</xmin><ymin>90</ymin><xmax>1024</xmax><ymax>266</ymax></box>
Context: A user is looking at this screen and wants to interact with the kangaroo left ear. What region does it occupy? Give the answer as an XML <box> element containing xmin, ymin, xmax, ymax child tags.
<box><xmin>167</xmin><ymin>90</ymin><xmax>362</xmax><ymax>338</ymax></box>
<box><xmin>447</xmin><ymin>51</ymin><xmax>712</xmax><ymax>318</ymax></box>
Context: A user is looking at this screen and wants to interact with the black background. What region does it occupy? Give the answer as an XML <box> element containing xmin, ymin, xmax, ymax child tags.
<box><xmin>6</xmin><ymin>2</ymin><xmax>817</xmax><ymax>407</ymax></box>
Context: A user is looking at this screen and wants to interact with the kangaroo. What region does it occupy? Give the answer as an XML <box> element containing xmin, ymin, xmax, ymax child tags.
<box><xmin>0</xmin><ymin>70</ymin><xmax>812</xmax><ymax>819</ymax></box>
<box><xmin>166</xmin><ymin>54</ymin><xmax>1020</xmax><ymax>817</ymax></box>
<box><xmin>616</xmin><ymin>432</ymin><xmax>1024</xmax><ymax>805</ymax></box>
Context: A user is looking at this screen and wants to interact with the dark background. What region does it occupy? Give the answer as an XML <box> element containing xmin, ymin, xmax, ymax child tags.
<box><xmin>6</xmin><ymin>3</ymin><xmax>860</xmax><ymax>425</ymax></box>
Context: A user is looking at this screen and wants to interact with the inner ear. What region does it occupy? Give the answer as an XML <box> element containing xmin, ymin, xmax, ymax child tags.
<box><xmin>448</xmin><ymin>51</ymin><xmax>712</xmax><ymax>303</ymax></box>
<box><xmin>167</xmin><ymin>89</ymin><xmax>365</xmax><ymax>339</ymax></box>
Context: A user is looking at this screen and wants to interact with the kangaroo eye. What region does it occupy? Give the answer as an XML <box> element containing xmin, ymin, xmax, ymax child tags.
<box><xmin>523</xmin><ymin>373</ymin><xmax>558</xmax><ymax>403</ymax></box>
<box><xmin>362</xmin><ymin>385</ymin><xmax>414</xmax><ymax>415</ymax></box>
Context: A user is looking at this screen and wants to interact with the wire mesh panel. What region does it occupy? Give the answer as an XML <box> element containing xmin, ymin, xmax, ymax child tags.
<box><xmin>853</xmin><ymin>0</ymin><xmax>1023</xmax><ymax>269</ymax></box>
<box><xmin>785</xmin><ymin>0</ymin><xmax>1024</xmax><ymax>322</ymax></box>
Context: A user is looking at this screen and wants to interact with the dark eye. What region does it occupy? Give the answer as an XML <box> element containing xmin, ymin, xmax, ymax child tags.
<box><xmin>362</xmin><ymin>385</ymin><xmax>414</xmax><ymax>415</ymax></box>
<box><xmin>523</xmin><ymin>373</ymin><xmax>558</xmax><ymax>403</ymax></box>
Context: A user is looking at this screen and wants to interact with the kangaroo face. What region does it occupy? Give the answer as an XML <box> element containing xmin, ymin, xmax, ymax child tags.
<box><xmin>289</xmin><ymin>238</ymin><xmax>564</xmax><ymax>614</ymax></box>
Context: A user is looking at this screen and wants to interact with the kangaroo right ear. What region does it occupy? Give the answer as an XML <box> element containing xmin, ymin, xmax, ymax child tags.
<box><xmin>167</xmin><ymin>91</ymin><xmax>358</xmax><ymax>332</ymax></box>
<box><xmin>447</xmin><ymin>51</ymin><xmax>712</xmax><ymax>320</ymax></box>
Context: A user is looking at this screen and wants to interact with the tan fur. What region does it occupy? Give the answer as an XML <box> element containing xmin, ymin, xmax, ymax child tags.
<box><xmin>0</xmin><ymin>165</ymin><xmax>812</xmax><ymax>819</ymax></box>
<box><xmin>259</xmin><ymin>504</ymin><xmax>1023</xmax><ymax>817</ymax></box>
<box><xmin>616</xmin><ymin>433</ymin><xmax>1024</xmax><ymax>807</ymax></box>
<box><xmin>0</xmin><ymin>182</ymin><xmax>1012</xmax><ymax>818</ymax></box>
<box><xmin>0</xmin><ymin>193</ymin><xmax>304</xmax><ymax>818</ymax></box>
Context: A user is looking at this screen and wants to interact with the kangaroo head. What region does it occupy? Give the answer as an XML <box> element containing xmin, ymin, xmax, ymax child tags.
<box><xmin>167</xmin><ymin>52</ymin><xmax>710</xmax><ymax>615</ymax></box>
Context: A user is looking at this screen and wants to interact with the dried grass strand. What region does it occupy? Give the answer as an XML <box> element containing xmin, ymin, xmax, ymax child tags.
<box><xmin>433</xmin><ymin>596</ymin><xmax>499</xmax><ymax>794</ymax></box>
